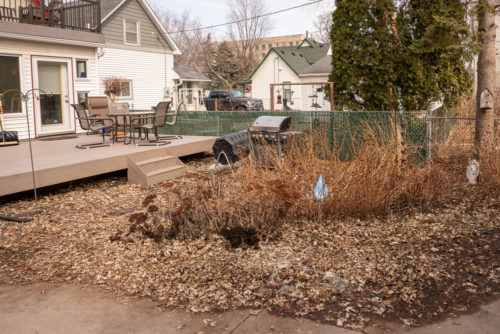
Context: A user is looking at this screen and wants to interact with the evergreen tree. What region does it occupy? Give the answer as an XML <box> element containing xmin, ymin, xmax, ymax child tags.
<box><xmin>397</xmin><ymin>0</ymin><xmax>477</xmax><ymax>110</ymax></box>
<box><xmin>329</xmin><ymin>0</ymin><xmax>477</xmax><ymax>110</ymax></box>
<box><xmin>208</xmin><ymin>42</ymin><xmax>240</xmax><ymax>90</ymax></box>
<box><xmin>329</xmin><ymin>0</ymin><xmax>398</xmax><ymax>110</ymax></box>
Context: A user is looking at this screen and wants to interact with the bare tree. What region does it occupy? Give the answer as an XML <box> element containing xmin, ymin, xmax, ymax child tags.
<box><xmin>474</xmin><ymin>0</ymin><xmax>496</xmax><ymax>166</ymax></box>
<box><xmin>149</xmin><ymin>4</ymin><xmax>212</xmax><ymax>74</ymax></box>
<box><xmin>225</xmin><ymin>0</ymin><xmax>273</xmax><ymax>83</ymax></box>
<box><xmin>313</xmin><ymin>11</ymin><xmax>333</xmax><ymax>43</ymax></box>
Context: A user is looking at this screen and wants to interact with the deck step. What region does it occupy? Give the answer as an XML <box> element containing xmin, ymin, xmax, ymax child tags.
<box><xmin>127</xmin><ymin>150</ymin><xmax>186</xmax><ymax>186</ymax></box>
<box><xmin>145</xmin><ymin>165</ymin><xmax>186</xmax><ymax>185</ymax></box>
<box><xmin>136</xmin><ymin>156</ymin><xmax>179</xmax><ymax>173</ymax></box>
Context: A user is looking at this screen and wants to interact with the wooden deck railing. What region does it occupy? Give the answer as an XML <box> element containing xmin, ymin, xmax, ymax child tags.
<box><xmin>0</xmin><ymin>0</ymin><xmax>101</xmax><ymax>33</ymax></box>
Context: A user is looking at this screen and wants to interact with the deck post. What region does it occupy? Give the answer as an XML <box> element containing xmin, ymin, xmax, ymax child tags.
<box><xmin>270</xmin><ymin>84</ymin><xmax>274</xmax><ymax>111</ymax></box>
<box><xmin>96</xmin><ymin>0</ymin><xmax>102</xmax><ymax>32</ymax></box>
<box><xmin>41</xmin><ymin>1</ymin><xmax>46</xmax><ymax>25</ymax></box>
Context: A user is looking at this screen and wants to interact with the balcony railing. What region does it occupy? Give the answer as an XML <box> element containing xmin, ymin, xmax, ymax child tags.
<box><xmin>0</xmin><ymin>0</ymin><xmax>101</xmax><ymax>32</ymax></box>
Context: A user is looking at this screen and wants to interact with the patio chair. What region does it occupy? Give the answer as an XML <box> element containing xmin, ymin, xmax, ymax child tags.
<box><xmin>88</xmin><ymin>96</ymin><xmax>109</xmax><ymax>118</ymax></box>
<box><xmin>71</xmin><ymin>104</ymin><xmax>115</xmax><ymax>149</ymax></box>
<box><xmin>108</xmin><ymin>102</ymin><xmax>129</xmax><ymax>142</ymax></box>
<box><xmin>130</xmin><ymin>101</ymin><xmax>172</xmax><ymax>146</ymax></box>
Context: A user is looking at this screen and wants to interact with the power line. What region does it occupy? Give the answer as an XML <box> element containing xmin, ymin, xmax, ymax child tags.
<box><xmin>169</xmin><ymin>0</ymin><xmax>325</xmax><ymax>34</ymax></box>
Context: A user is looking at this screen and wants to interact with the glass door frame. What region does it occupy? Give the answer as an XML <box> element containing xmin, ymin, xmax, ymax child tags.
<box><xmin>31</xmin><ymin>56</ymin><xmax>75</xmax><ymax>136</ymax></box>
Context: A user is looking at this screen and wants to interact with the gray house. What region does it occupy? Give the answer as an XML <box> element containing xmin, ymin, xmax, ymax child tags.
<box><xmin>97</xmin><ymin>0</ymin><xmax>181</xmax><ymax>109</ymax></box>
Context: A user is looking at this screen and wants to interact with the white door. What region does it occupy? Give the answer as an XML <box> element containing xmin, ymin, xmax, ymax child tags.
<box><xmin>33</xmin><ymin>58</ymin><xmax>74</xmax><ymax>136</ymax></box>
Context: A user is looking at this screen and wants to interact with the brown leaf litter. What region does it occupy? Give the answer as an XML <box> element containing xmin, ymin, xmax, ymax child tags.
<box><xmin>0</xmin><ymin>156</ymin><xmax>498</xmax><ymax>330</ymax></box>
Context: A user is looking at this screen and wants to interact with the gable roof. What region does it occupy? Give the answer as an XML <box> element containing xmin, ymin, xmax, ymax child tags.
<box><xmin>249</xmin><ymin>39</ymin><xmax>330</xmax><ymax>80</ymax></box>
<box><xmin>174</xmin><ymin>61</ymin><xmax>211</xmax><ymax>82</ymax></box>
<box><xmin>101</xmin><ymin>0</ymin><xmax>123</xmax><ymax>18</ymax></box>
<box><xmin>100</xmin><ymin>0</ymin><xmax>181</xmax><ymax>54</ymax></box>
<box><xmin>299</xmin><ymin>55</ymin><xmax>332</xmax><ymax>77</ymax></box>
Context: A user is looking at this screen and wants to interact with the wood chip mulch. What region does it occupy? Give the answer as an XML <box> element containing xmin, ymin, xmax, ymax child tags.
<box><xmin>0</xmin><ymin>156</ymin><xmax>498</xmax><ymax>330</ymax></box>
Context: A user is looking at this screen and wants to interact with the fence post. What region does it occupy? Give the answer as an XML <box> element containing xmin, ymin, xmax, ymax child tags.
<box><xmin>217</xmin><ymin>112</ymin><xmax>220</xmax><ymax>136</ymax></box>
<box><xmin>426</xmin><ymin>110</ymin><xmax>433</xmax><ymax>166</ymax></box>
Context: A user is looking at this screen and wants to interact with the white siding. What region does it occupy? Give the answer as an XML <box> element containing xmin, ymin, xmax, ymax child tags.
<box><xmin>98</xmin><ymin>47</ymin><xmax>176</xmax><ymax>109</ymax></box>
<box><xmin>300</xmin><ymin>75</ymin><xmax>332</xmax><ymax>111</ymax></box>
<box><xmin>251</xmin><ymin>51</ymin><xmax>301</xmax><ymax>110</ymax></box>
<box><xmin>251</xmin><ymin>51</ymin><xmax>332</xmax><ymax>111</ymax></box>
<box><xmin>0</xmin><ymin>38</ymin><xmax>98</xmax><ymax>139</ymax></box>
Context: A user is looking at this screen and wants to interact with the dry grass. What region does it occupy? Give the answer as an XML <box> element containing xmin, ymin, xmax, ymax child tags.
<box><xmin>434</xmin><ymin>96</ymin><xmax>500</xmax><ymax>190</ymax></box>
<box><xmin>129</xmin><ymin>124</ymin><xmax>447</xmax><ymax>245</ymax></box>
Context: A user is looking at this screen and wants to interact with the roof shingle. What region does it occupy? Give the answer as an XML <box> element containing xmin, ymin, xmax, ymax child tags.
<box><xmin>174</xmin><ymin>61</ymin><xmax>210</xmax><ymax>82</ymax></box>
<box><xmin>300</xmin><ymin>55</ymin><xmax>332</xmax><ymax>76</ymax></box>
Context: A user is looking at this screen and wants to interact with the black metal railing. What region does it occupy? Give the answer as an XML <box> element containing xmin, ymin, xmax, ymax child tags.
<box><xmin>0</xmin><ymin>0</ymin><xmax>101</xmax><ymax>32</ymax></box>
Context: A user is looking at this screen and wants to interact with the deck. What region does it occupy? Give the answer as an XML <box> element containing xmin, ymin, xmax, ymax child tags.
<box><xmin>0</xmin><ymin>135</ymin><xmax>215</xmax><ymax>197</ymax></box>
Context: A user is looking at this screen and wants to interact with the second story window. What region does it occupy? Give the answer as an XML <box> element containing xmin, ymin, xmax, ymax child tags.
<box><xmin>124</xmin><ymin>19</ymin><xmax>140</xmax><ymax>45</ymax></box>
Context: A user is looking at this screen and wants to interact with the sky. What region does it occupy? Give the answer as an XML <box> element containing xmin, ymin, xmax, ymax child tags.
<box><xmin>148</xmin><ymin>0</ymin><xmax>334</xmax><ymax>39</ymax></box>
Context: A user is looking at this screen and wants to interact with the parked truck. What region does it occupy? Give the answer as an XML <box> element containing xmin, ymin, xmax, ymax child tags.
<box><xmin>203</xmin><ymin>90</ymin><xmax>264</xmax><ymax>111</ymax></box>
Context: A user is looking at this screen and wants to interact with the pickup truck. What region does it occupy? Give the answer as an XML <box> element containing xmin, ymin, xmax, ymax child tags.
<box><xmin>203</xmin><ymin>90</ymin><xmax>264</xmax><ymax>111</ymax></box>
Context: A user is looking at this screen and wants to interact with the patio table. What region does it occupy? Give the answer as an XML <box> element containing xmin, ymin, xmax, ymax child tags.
<box><xmin>107</xmin><ymin>111</ymin><xmax>155</xmax><ymax>145</ymax></box>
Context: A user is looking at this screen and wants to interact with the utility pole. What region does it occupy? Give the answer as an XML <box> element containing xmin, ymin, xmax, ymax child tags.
<box><xmin>474</xmin><ymin>0</ymin><xmax>496</xmax><ymax>166</ymax></box>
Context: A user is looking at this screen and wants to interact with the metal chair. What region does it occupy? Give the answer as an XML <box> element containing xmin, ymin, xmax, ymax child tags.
<box><xmin>108</xmin><ymin>102</ymin><xmax>129</xmax><ymax>142</ymax></box>
<box><xmin>72</xmin><ymin>104</ymin><xmax>115</xmax><ymax>149</ymax></box>
<box><xmin>131</xmin><ymin>101</ymin><xmax>177</xmax><ymax>146</ymax></box>
<box><xmin>87</xmin><ymin>96</ymin><xmax>109</xmax><ymax>118</ymax></box>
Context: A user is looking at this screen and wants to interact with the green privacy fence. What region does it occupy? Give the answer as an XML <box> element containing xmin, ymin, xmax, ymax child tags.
<box><xmin>133</xmin><ymin>110</ymin><xmax>428</xmax><ymax>162</ymax></box>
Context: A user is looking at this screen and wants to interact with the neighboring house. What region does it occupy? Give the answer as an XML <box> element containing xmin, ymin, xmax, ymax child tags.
<box><xmin>248</xmin><ymin>38</ymin><xmax>331</xmax><ymax>111</ymax></box>
<box><xmin>298</xmin><ymin>54</ymin><xmax>332</xmax><ymax>111</ymax></box>
<box><xmin>0</xmin><ymin>0</ymin><xmax>181</xmax><ymax>139</ymax></box>
<box><xmin>173</xmin><ymin>61</ymin><xmax>211</xmax><ymax>111</ymax></box>
<box><xmin>98</xmin><ymin>0</ymin><xmax>180</xmax><ymax>109</ymax></box>
<box><xmin>0</xmin><ymin>0</ymin><xmax>104</xmax><ymax>139</ymax></box>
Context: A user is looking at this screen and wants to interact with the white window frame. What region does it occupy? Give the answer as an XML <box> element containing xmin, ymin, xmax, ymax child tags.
<box><xmin>75</xmin><ymin>59</ymin><xmax>88</xmax><ymax>80</ymax></box>
<box><xmin>117</xmin><ymin>80</ymin><xmax>133</xmax><ymax>100</ymax></box>
<box><xmin>0</xmin><ymin>53</ymin><xmax>25</xmax><ymax>116</ymax></box>
<box><xmin>77</xmin><ymin>91</ymin><xmax>89</xmax><ymax>109</ymax></box>
<box><xmin>123</xmin><ymin>18</ymin><xmax>140</xmax><ymax>45</ymax></box>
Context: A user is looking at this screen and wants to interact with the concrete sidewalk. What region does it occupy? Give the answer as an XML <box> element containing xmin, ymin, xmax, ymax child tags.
<box><xmin>0</xmin><ymin>284</ymin><xmax>498</xmax><ymax>334</ymax></box>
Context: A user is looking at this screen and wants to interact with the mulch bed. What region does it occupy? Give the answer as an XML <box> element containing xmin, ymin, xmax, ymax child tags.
<box><xmin>0</xmin><ymin>155</ymin><xmax>498</xmax><ymax>330</ymax></box>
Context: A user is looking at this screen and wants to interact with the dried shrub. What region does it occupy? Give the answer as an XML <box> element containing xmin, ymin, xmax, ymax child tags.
<box><xmin>102</xmin><ymin>76</ymin><xmax>124</xmax><ymax>103</ymax></box>
<box><xmin>120</xmin><ymin>121</ymin><xmax>451</xmax><ymax>248</ymax></box>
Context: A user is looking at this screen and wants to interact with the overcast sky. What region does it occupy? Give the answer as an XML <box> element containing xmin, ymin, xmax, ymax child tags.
<box><xmin>148</xmin><ymin>0</ymin><xmax>334</xmax><ymax>39</ymax></box>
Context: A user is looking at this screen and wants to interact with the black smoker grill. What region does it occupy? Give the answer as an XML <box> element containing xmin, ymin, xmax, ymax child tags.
<box><xmin>212</xmin><ymin>130</ymin><xmax>249</xmax><ymax>164</ymax></box>
<box><xmin>248</xmin><ymin>116</ymin><xmax>302</xmax><ymax>167</ymax></box>
<box><xmin>212</xmin><ymin>116</ymin><xmax>303</xmax><ymax>166</ymax></box>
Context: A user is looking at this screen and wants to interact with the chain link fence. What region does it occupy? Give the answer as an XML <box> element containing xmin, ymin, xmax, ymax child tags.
<box><xmin>131</xmin><ymin>109</ymin><xmax>498</xmax><ymax>163</ymax></box>
<box><xmin>427</xmin><ymin>114</ymin><xmax>500</xmax><ymax>161</ymax></box>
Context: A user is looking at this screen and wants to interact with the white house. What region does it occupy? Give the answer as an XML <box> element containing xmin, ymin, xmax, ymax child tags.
<box><xmin>0</xmin><ymin>0</ymin><xmax>181</xmax><ymax>139</ymax></box>
<box><xmin>173</xmin><ymin>61</ymin><xmax>211</xmax><ymax>111</ymax></box>
<box><xmin>97</xmin><ymin>0</ymin><xmax>181</xmax><ymax>110</ymax></box>
<box><xmin>248</xmin><ymin>38</ymin><xmax>331</xmax><ymax>111</ymax></box>
<box><xmin>0</xmin><ymin>0</ymin><xmax>105</xmax><ymax>139</ymax></box>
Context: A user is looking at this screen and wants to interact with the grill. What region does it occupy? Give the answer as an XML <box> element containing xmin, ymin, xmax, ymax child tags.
<box><xmin>212</xmin><ymin>130</ymin><xmax>249</xmax><ymax>164</ymax></box>
<box><xmin>248</xmin><ymin>116</ymin><xmax>303</xmax><ymax>167</ymax></box>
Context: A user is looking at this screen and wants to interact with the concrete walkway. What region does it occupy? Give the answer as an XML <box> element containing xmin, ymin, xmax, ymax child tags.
<box><xmin>0</xmin><ymin>284</ymin><xmax>498</xmax><ymax>334</ymax></box>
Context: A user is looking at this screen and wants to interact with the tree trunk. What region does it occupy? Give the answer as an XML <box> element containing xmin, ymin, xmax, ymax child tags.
<box><xmin>474</xmin><ymin>0</ymin><xmax>496</xmax><ymax>163</ymax></box>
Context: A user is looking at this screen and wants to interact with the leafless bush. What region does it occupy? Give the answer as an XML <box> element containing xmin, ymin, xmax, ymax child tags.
<box><xmin>102</xmin><ymin>76</ymin><xmax>123</xmax><ymax>103</ymax></box>
<box><xmin>124</xmin><ymin>123</ymin><xmax>446</xmax><ymax>247</ymax></box>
